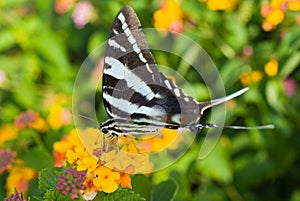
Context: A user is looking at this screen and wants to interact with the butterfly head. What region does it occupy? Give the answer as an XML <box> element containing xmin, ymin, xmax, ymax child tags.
<box><xmin>101</xmin><ymin>127</ymin><xmax>109</xmax><ymax>134</ymax></box>
<box><xmin>99</xmin><ymin>119</ymin><xmax>122</xmax><ymax>136</ymax></box>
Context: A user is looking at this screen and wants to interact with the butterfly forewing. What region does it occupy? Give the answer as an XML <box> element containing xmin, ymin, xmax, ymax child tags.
<box><xmin>102</xmin><ymin>6</ymin><xmax>200</xmax><ymax>130</ymax></box>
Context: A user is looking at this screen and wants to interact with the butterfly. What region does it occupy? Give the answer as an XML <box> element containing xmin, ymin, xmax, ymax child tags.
<box><xmin>99</xmin><ymin>5</ymin><xmax>274</xmax><ymax>140</ymax></box>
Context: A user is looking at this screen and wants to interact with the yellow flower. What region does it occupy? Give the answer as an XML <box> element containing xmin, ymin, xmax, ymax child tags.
<box><xmin>240</xmin><ymin>70</ymin><xmax>263</xmax><ymax>86</ymax></box>
<box><xmin>6</xmin><ymin>160</ymin><xmax>36</xmax><ymax>194</ymax></box>
<box><xmin>29</xmin><ymin>116</ymin><xmax>47</xmax><ymax>132</ymax></box>
<box><xmin>53</xmin><ymin>131</ymin><xmax>76</xmax><ymax>153</ymax></box>
<box><xmin>264</xmin><ymin>59</ymin><xmax>279</xmax><ymax>76</ymax></box>
<box><xmin>271</xmin><ymin>0</ymin><xmax>286</xmax><ymax>8</ymax></box>
<box><xmin>251</xmin><ymin>70</ymin><xmax>264</xmax><ymax>82</ymax></box>
<box><xmin>266</xmin><ymin>8</ymin><xmax>285</xmax><ymax>25</ymax></box>
<box><xmin>92</xmin><ymin>166</ymin><xmax>120</xmax><ymax>193</ymax></box>
<box><xmin>45</xmin><ymin>93</ymin><xmax>71</xmax><ymax>130</ymax></box>
<box><xmin>76</xmin><ymin>155</ymin><xmax>98</xmax><ymax>172</ymax></box>
<box><xmin>153</xmin><ymin>0</ymin><xmax>183</xmax><ymax>32</ymax></box>
<box><xmin>47</xmin><ymin>104</ymin><xmax>71</xmax><ymax>130</ymax></box>
<box><xmin>0</xmin><ymin>124</ymin><xmax>17</xmax><ymax>148</ymax></box>
<box><xmin>66</xmin><ymin>146</ymin><xmax>88</xmax><ymax>164</ymax></box>
<box><xmin>101</xmin><ymin>149</ymin><xmax>153</xmax><ymax>174</ymax></box>
<box><xmin>53</xmin><ymin>129</ymin><xmax>84</xmax><ymax>166</ymax></box>
<box><xmin>288</xmin><ymin>0</ymin><xmax>300</xmax><ymax>11</ymax></box>
<box><xmin>202</xmin><ymin>0</ymin><xmax>239</xmax><ymax>11</ymax></box>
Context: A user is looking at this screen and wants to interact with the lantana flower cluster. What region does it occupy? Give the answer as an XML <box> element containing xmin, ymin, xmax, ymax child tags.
<box><xmin>0</xmin><ymin>93</ymin><xmax>71</xmax><ymax>195</ymax></box>
<box><xmin>53</xmin><ymin>128</ymin><xmax>135</xmax><ymax>199</ymax></box>
<box><xmin>56</xmin><ymin>167</ymin><xmax>86</xmax><ymax>199</ymax></box>
<box><xmin>261</xmin><ymin>0</ymin><xmax>300</xmax><ymax>31</ymax></box>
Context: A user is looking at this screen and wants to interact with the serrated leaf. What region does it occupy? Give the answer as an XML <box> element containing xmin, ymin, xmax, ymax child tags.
<box><xmin>43</xmin><ymin>189</ymin><xmax>73</xmax><ymax>201</ymax></box>
<box><xmin>104</xmin><ymin>188</ymin><xmax>146</xmax><ymax>201</ymax></box>
<box><xmin>27</xmin><ymin>178</ymin><xmax>43</xmax><ymax>200</ymax></box>
<box><xmin>38</xmin><ymin>167</ymin><xmax>61</xmax><ymax>194</ymax></box>
<box><xmin>151</xmin><ymin>179</ymin><xmax>178</xmax><ymax>201</ymax></box>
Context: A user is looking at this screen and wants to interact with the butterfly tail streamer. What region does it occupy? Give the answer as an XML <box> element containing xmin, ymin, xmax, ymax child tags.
<box><xmin>198</xmin><ymin>88</ymin><xmax>249</xmax><ymax>115</ymax></box>
<box><xmin>196</xmin><ymin>87</ymin><xmax>274</xmax><ymax>130</ymax></box>
<box><xmin>195</xmin><ymin>123</ymin><xmax>275</xmax><ymax>130</ymax></box>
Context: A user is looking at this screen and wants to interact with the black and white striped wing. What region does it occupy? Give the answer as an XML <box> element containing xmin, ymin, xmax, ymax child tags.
<box><xmin>102</xmin><ymin>6</ymin><xmax>200</xmax><ymax>127</ymax></box>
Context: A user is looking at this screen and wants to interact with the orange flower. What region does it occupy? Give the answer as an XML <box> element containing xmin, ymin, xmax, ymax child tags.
<box><xmin>116</xmin><ymin>165</ymin><xmax>134</xmax><ymax>189</ymax></box>
<box><xmin>82</xmin><ymin>173</ymin><xmax>98</xmax><ymax>200</ymax></box>
<box><xmin>55</xmin><ymin>0</ymin><xmax>75</xmax><ymax>14</ymax></box>
<box><xmin>153</xmin><ymin>0</ymin><xmax>183</xmax><ymax>32</ymax></box>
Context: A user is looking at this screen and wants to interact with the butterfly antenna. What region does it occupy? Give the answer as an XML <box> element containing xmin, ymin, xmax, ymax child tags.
<box><xmin>196</xmin><ymin>123</ymin><xmax>274</xmax><ymax>130</ymax></box>
<box><xmin>199</xmin><ymin>88</ymin><xmax>249</xmax><ymax>115</ymax></box>
<box><xmin>71</xmin><ymin>112</ymin><xmax>99</xmax><ymax>124</ymax></box>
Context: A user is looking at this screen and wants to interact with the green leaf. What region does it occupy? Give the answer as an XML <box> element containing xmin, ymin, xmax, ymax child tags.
<box><xmin>196</xmin><ymin>137</ymin><xmax>233</xmax><ymax>184</ymax></box>
<box><xmin>223</xmin><ymin>15</ymin><xmax>248</xmax><ymax>52</ymax></box>
<box><xmin>220</xmin><ymin>59</ymin><xmax>243</xmax><ymax>87</ymax></box>
<box><xmin>266</xmin><ymin>79</ymin><xmax>285</xmax><ymax>113</ymax></box>
<box><xmin>27</xmin><ymin>178</ymin><xmax>43</xmax><ymax>201</ymax></box>
<box><xmin>151</xmin><ymin>179</ymin><xmax>178</xmax><ymax>201</ymax></box>
<box><xmin>43</xmin><ymin>189</ymin><xmax>72</xmax><ymax>201</ymax></box>
<box><xmin>20</xmin><ymin>146</ymin><xmax>53</xmax><ymax>170</ymax></box>
<box><xmin>0</xmin><ymin>29</ymin><xmax>16</xmax><ymax>51</ymax></box>
<box><xmin>0</xmin><ymin>172</ymin><xmax>8</xmax><ymax>200</ymax></box>
<box><xmin>104</xmin><ymin>188</ymin><xmax>146</xmax><ymax>201</ymax></box>
<box><xmin>279</xmin><ymin>51</ymin><xmax>300</xmax><ymax>78</ymax></box>
<box><xmin>131</xmin><ymin>174</ymin><xmax>152</xmax><ymax>200</ymax></box>
<box><xmin>38</xmin><ymin>167</ymin><xmax>60</xmax><ymax>194</ymax></box>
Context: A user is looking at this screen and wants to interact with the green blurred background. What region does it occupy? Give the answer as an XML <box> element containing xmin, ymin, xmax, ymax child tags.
<box><xmin>0</xmin><ymin>0</ymin><xmax>300</xmax><ymax>200</ymax></box>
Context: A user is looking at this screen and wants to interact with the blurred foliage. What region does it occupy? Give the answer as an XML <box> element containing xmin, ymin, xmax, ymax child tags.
<box><xmin>0</xmin><ymin>0</ymin><xmax>300</xmax><ymax>200</ymax></box>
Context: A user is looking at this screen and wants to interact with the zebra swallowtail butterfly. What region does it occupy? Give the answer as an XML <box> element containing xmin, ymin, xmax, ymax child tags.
<box><xmin>99</xmin><ymin>6</ymin><xmax>273</xmax><ymax>138</ymax></box>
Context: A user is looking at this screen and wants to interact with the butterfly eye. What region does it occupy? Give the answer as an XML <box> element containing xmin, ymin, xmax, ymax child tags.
<box><xmin>101</xmin><ymin>128</ymin><xmax>109</xmax><ymax>134</ymax></box>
